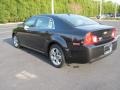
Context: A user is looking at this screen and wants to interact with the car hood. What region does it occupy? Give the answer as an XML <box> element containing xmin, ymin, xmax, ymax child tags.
<box><xmin>75</xmin><ymin>24</ymin><xmax>113</xmax><ymax>32</ymax></box>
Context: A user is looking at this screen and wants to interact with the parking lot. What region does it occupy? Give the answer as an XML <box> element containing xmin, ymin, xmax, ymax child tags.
<box><xmin>0</xmin><ymin>21</ymin><xmax>120</xmax><ymax>90</ymax></box>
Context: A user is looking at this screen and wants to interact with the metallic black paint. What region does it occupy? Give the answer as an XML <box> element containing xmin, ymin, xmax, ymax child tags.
<box><xmin>12</xmin><ymin>14</ymin><xmax>117</xmax><ymax>63</ymax></box>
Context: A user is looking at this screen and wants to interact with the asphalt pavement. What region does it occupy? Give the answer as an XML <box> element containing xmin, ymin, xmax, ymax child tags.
<box><xmin>0</xmin><ymin>21</ymin><xmax>120</xmax><ymax>90</ymax></box>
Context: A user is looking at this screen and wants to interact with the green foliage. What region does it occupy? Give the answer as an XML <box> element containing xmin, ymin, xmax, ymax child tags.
<box><xmin>0</xmin><ymin>0</ymin><xmax>119</xmax><ymax>23</ymax></box>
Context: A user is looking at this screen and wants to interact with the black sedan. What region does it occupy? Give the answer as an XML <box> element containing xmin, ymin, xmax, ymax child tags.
<box><xmin>12</xmin><ymin>14</ymin><xmax>117</xmax><ymax>68</ymax></box>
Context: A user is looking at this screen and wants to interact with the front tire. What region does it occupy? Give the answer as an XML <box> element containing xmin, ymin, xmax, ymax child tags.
<box><xmin>13</xmin><ymin>35</ymin><xmax>20</xmax><ymax>48</ymax></box>
<box><xmin>49</xmin><ymin>44</ymin><xmax>65</xmax><ymax>68</ymax></box>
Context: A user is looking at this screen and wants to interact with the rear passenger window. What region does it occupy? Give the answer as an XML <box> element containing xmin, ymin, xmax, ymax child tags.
<box><xmin>35</xmin><ymin>17</ymin><xmax>55</xmax><ymax>29</ymax></box>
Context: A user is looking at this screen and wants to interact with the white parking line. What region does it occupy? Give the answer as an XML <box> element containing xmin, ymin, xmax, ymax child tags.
<box><xmin>15</xmin><ymin>70</ymin><xmax>37</xmax><ymax>80</ymax></box>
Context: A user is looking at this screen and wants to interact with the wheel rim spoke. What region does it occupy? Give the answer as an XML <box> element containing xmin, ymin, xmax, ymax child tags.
<box><xmin>50</xmin><ymin>48</ymin><xmax>62</xmax><ymax>66</ymax></box>
<box><xmin>57</xmin><ymin>55</ymin><xmax>62</xmax><ymax>60</ymax></box>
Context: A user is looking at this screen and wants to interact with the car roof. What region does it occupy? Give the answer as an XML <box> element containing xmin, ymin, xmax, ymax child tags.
<box><xmin>33</xmin><ymin>14</ymin><xmax>81</xmax><ymax>18</ymax></box>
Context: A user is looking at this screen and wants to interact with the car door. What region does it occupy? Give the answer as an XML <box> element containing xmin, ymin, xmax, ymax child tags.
<box><xmin>22</xmin><ymin>16</ymin><xmax>55</xmax><ymax>52</ymax></box>
<box><xmin>17</xmin><ymin>16</ymin><xmax>37</xmax><ymax>47</ymax></box>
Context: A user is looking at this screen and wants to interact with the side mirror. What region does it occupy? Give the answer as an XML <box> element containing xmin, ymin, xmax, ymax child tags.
<box><xmin>24</xmin><ymin>25</ymin><xmax>30</xmax><ymax>30</ymax></box>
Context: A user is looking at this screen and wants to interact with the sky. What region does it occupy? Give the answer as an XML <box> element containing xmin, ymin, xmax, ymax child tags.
<box><xmin>106</xmin><ymin>0</ymin><xmax>120</xmax><ymax>4</ymax></box>
<box><xmin>95</xmin><ymin>0</ymin><xmax>120</xmax><ymax>4</ymax></box>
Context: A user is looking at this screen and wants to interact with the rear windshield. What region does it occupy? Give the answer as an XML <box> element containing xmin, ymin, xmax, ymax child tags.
<box><xmin>57</xmin><ymin>14</ymin><xmax>99</xmax><ymax>27</ymax></box>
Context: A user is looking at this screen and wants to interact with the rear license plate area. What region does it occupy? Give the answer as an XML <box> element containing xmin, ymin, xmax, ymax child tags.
<box><xmin>104</xmin><ymin>43</ymin><xmax>112</xmax><ymax>55</ymax></box>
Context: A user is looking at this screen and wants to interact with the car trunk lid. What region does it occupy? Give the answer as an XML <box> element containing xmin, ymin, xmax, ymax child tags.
<box><xmin>75</xmin><ymin>24</ymin><xmax>116</xmax><ymax>45</ymax></box>
<box><xmin>92</xmin><ymin>28</ymin><xmax>115</xmax><ymax>45</ymax></box>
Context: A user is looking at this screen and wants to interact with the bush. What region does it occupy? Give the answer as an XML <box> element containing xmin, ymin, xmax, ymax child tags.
<box><xmin>0</xmin><ymin>0</ymin><xmax>119</xmax><ymax>23</ymax></box>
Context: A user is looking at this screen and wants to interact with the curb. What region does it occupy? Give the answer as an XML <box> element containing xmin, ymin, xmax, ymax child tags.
<box><xmin>0</xmin><ymin>22</ymin><xmax>23</xmax><ymax>26</ymax></box>
<box><xmin>95</xmin><ymin>20</ymin><xmax>120</xmax><ymax>22</ymax></box>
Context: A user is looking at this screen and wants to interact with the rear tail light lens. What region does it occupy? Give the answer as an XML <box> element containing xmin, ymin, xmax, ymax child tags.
<box><xmin>84</xmin><ymin>32</ymin><xmax>98</xmax><ymax>45</ymax></box>
<box><xmin>111</xmin><ymin>28</ymin><xmax>117</xmax><ymax>38</ymax></box>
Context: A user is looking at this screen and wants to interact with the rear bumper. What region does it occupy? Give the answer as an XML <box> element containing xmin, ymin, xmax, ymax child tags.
<box><xmin>66</xmin><ymin>38</ymin><xmax>117</xmax><ymax>63</ymax></box>
<box><xmin>87</xmin><ymin>39</ymin><xmax>117</xmax><ymax>62</ymax></box>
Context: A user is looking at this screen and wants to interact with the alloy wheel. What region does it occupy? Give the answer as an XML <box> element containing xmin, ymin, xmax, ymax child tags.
<box><xmin>13</xmin><ymin>36</ymin><xmax>19</xmax><ymax>48</ymax></box>
<box><xmin>50</xmin><ymin>47</ymin><xmax>63</xmax><ymax>66</ymax></box>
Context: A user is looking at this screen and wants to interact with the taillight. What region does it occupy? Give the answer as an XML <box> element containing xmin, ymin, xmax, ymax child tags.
<box><xmin>84</xmin><ymin>32</ymin><xmax>98</xmax><ymax>45</ymax></box>
<box><xmin>111</xmin><ymin>28</ymin><xmax>116</xmax><ymax>38</ymax></box>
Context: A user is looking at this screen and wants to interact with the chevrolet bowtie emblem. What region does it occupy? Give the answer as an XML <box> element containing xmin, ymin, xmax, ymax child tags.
<box><xmin>103</xmin><ymin>31</ymin><xmax>107</xmax><ymax>35</ymax></box>
<box><xmin>99</xmin><ymin>37</ymin><xmax>102</xmax><ymax>41</ymax></box>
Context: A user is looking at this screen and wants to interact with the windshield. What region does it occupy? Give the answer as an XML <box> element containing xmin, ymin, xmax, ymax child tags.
<box><xmin>57</xmin><ymin>14</ymin><xmax>99</xmax><ymax>27</ymax></box>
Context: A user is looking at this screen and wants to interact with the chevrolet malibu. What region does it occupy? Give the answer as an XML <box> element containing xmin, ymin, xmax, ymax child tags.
<box><xmin>12</xmin><ymin>14</ymin><xmax>117</xmax><ymax>68</ymax></box>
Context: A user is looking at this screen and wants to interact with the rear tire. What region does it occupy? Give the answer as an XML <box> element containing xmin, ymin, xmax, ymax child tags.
<box><xmin>13</xmin><ymin>35</ymin><xmax>20</xmax><ymax>48</ymax></box>
<box><xmin>49</xmin><ymin>44</ymin><xmax>65</xmax><ymax>68</ymax></box>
